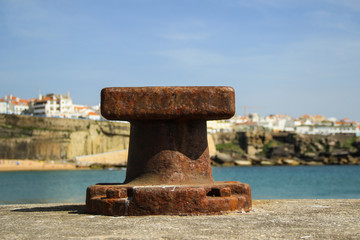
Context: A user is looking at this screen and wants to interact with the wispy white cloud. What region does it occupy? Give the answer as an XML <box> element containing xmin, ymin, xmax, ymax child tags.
<box><xmin>161</xmin><ymin>32</ymin><xmax>211</xmax><ymax>41</ymax></box>
<box><xmin>322</xmin><ymin>0</ymin><xmax>360</xmax><ymax>11</ymax></box>
<box><xmin>157</xmin><ymin>16</ymin><xmax>211</xmax><ymax>42</ymax></box>
<box><xmin>156</xmin><ymin>48</ymin><xmax>229</xmax><ymax>67</ymax></box>
<box><xmin>233</xmin><ymin>0</ymin><xmax>302</xmax><ymax>9</ymax></box>
<box><xmin>236</xmin><ymin>0</ymin><xmax>360</xmax><ymax>11</ymax></box>
<box><xmin>305</xmin><ymin>9</ymin><xmax>357</xmax><ymax>33</ymax></box>
<box><xmin>1</xmin><ymin>1</ymin><xmax>58</xmax><ymax>40</ymax></box>
<box><xmin>1</xmin><ymin>0</ymin><xmax>91</xmax><ymax>40</ymax></box>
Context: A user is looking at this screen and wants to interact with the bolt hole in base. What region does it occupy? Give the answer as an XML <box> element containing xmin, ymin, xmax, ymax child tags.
<box><xmin>127</xmin><ymin>188</ymin><xmax>133</xmax><ymax>198</ymax></box>
<box><xmin>207</xmin><ymin>188</ymin><xmax>221</xmax><ymax>197</ymax></box>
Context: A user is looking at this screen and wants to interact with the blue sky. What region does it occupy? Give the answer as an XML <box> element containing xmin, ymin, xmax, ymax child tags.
<box><xmin>1</xmin><ymin>0</ymin><xmax>360</xmax><ymax>120</ymax></box>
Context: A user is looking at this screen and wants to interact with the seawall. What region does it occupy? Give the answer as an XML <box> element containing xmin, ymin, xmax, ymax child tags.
<box><xmin>0</xmin><ymin>114</ymin><xmax>130</xmax><ymax>160</ymax></box>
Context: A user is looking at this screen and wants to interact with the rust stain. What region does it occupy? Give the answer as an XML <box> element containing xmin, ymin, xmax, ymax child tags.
<box><xmin>101</xmin><ymin>86</ymin><xmax>235</xmax><ymax>121</ymax></box>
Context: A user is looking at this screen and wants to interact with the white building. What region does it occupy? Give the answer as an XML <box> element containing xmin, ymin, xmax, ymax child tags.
<box><xmin>1</xmin><ymin>94</ymin><xmax>30</xmax><ymax>114</ymax></box>
<box><xmin>295</xmin><ymin>125</ymin><xmax>313</xmax><ymax>134</ymax></box>
<box><xmin>247</xmin><ymin>113</ymin><xmax>262</xmax><ymax>123</ymax></box>
<box><xmin>296</xmin><ymin>124</ymin><xmax>359</xmax><ymax>135</ymax></box>
<box><xmin>258</xmin><ymin>114</ymin><xmax>295</xmax><ymax>132</ymax></box>
<box><xmin>33</xmin><ymin>92</ymin><xmax>74</xmax><ymax>118</ymax></box>
<box><xmin>73</xmin><ymin>104</ymin><xmax>101</xmax><ymax>120</ymax></box>
<box><xmin>91</xmin><ymin>104</ymin><xmax>100</xmax><ymax>112</ymax></box>
<box><xmin>87</xmin><ymin>111</ymin><xmax>101</xmax><ymax>120</ymax></box>
<box><xmin>231</xmin><ymin>115</ymin><xmax>251</xmax><ymax>125</ymax></box>
<box><xmin>207</xmin><ymin>120</ymin><xmax>234</xmax><ymax>133</ymax></box>
<box><xmin>33</xmin><ymin>96</ymin><xmax>57</xmax><ymax>116</ymax></box>
<box><xmin>12</xmin><ymin>101</ymin><xmax>30</xmax><ymax>114</ymax></box>
<box><xmin>1</xmin><ymin>92</ymin><xmax>102</xmax><ymax>120</ymax></box>
<box><xmin>0</xmin><ymin>101</ymin><xmax>8</xmax><ymax>114</ymax></box>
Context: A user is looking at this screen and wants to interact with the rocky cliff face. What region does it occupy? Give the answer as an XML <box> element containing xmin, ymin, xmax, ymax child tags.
<box><xmin>212</xmin><ymin>130</ymin><xmax>360</xmax><ymax>166</ymax></box>
<box><xmin>0</xmin><ymin>114</ymin><xmax>130</xmax><ymax>160</ymax></box>
<box><xmin>237</xmin><ymin>131</ymin><xmax>273</xmax><ymax>156</ymax></box>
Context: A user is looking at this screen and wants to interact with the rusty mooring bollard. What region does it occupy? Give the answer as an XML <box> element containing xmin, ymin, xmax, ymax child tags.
<box><xmin>86</xmin><ymin>86</ymin><xmax>252</xmax><ymax>216</ymax></box>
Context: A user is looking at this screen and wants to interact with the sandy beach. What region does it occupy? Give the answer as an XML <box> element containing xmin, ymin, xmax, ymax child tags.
<box><xmin>0</xmin><ymin>159</ymin><xmax>78</xmax><ymax>171</ymax></box>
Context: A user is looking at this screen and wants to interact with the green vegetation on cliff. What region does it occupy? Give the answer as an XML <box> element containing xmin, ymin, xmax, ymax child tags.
<box><xmin>260</xmin><ymin>139</ymin><xmax>284</xmax><ymax>157</ymax></box>
<box><xmin>341</xmin><ymin>136</ymin><xmax>357</xmax><ymax>150</ymax></box>
<box><xmin>216</xmin><ymin>138</ymin><xmax>245</xmax><ymax>155</ymax></box>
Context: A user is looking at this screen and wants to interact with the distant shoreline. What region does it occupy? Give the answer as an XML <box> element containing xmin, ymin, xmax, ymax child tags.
<box><xmin>0</xmin><ymin>159</ymin><xmax>85</xmax><ymax>172</ymax></box>
<box><xmin>2</xmin><ymin>157</ymin><xmax>360</xmax><ymax>172</ymax></box>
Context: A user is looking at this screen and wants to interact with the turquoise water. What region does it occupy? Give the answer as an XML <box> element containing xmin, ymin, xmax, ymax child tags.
<box><xmin>0</xmin><ymin>165</ymin><xmax>359</xmax><ymax>204</ymax></box>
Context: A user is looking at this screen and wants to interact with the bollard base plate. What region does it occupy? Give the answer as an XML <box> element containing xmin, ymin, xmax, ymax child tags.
<box><xmin>86</xmin><ymin>181</ymin><xmax>251</xmax><ymax>216</ymax></box>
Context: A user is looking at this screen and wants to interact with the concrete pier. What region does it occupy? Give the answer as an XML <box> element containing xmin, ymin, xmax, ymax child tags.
<box><xmin>1</xmin><ymin>199</ymin><xmax>359</xmax><ymax>239</ymax></box>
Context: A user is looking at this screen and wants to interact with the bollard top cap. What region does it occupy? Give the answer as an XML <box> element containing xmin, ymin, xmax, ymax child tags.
<box><xmin>101</xmin><ymin>86</ymin><xmax>235</xmax><ymax>121</ymax></box>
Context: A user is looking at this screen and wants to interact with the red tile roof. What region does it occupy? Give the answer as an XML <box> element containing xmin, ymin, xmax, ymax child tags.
<box><xmin>34</xmin><ymin>97</ymin><xmax>54</xmax><ymax>103</ymax></box>
<box><xmin>300</xmin><ymin>114</ymin><xmax>311</xmax><ymax>119</ymax></box>
<box><xmin>74</xmin><ymin>105</ymin><xmax>89</xmax><ymax>110</ymax></box>
<box><xmin>88</xmin><ymin>112</ymin><xmax>99</xmax><ymax>116</ymax></box>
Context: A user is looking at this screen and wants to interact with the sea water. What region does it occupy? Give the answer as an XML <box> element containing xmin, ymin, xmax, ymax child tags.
<box><xmin>0</xmin><ymin>165</ymin><xmax>359</xmax><ymax>204</ymax></box>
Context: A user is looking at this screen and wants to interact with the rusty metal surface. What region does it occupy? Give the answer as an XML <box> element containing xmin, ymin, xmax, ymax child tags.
<box><xmin>86</xmin><ymin>182</ymin><xmax>251</xmax><ymax>216</ymax></box>
<box><xmin>101</xmin><ymin>86</ymin><xmax>235</xmax><ymax>121</ymax></box>
<box><xmin>87</xmin><ymin>86</ymin><xmax>251</xmax><ymax>216</ymax></box>
<box><xmin>125</xmin><ymin>120</ymin><xmax>212</xmax><ymax>185</ymax></box>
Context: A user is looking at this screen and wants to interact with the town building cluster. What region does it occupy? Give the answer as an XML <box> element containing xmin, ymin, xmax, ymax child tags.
<box><xmin>0</xmin><ymin>93</ymin><xmax>101</xmax><ymax>120</ymax></box>
<box><xmin>1</xmin><ymin>92</ymin><xmax>359</xmax><ymax>136</ymax></box>
<box><xmin>208</xmin><ymin>113</ymin><xmax>360</xmax><ymax>136</ymax></box>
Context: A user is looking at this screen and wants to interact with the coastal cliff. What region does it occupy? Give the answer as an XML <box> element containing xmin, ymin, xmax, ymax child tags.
<box><xmin>2</xmin><ymin>114</ymin><xmax>360</xmax><ymax>166</ymax></box>
<box><xmin>212</xmin><ymin>131</ymin><xmax>360</xmax><ymax>166</ymax></box>
<box><xmin>0</xmin><ymin>114</ymin><xmax>130</xmax><ymax>160</ymax></box>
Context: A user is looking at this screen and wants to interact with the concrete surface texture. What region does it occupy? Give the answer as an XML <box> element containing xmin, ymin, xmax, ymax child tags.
<box><xmin>1</xmin><ymin>199</ymin><xmax>359</xmax><ymax>239</ymax></box>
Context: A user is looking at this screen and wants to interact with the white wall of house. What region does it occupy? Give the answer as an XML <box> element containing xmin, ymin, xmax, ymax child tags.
<box><xmin>34</xmin><ymin>100</ymin><xmax>57</xmax><ymax>116</ymax></box>
<box><xmin>258</xmin><ymin>115</ymin><xmax>295</xmax><ymax>132</ymax></box>
<box><xmin>33</xmin><ymin>93</ymin><xmax>75</xmax><ymax>118</ymax></box>
<box><xmin>47</xmin><ymin>100</ymin><xmax>59</xmax><ymax>117</ymax></box>
<box><xmin>59</xmin><ymin>96</ymin><xmax>74</xmax><ymax>117</ymax></box>
<box><xmin>295</xmin><ymin>125</ymin><xmax>313</xmax><ymax>134</ymax></box>
<box><xmin>13</xmin><ymin>103</ymin><xmax>29</xmax><ymax>115</ymax></box>
<box><xmin>1</xmin><ymin>95</ymin><xmax>29</xmax><ymax>115</ymax></box>
<box><xmin>207</xmin><ymin>120</ymin><xmax>234</xmax><ymax>133</ymax></box>
<box><xmin>296</xmin><ymin>125</ymin><xmax>358</xmax><ymax>135</ymax></box>
<box><xmin>259</xmin><ymin>117</ymin><xmax>275</xmax><ymax>130</ymax></box>
<box><xmin>0</xmin><ymin>102</ymin><xmax>8</xmax><ymax>114</ymax></box>
<box><xmin>248</xmin><ymin>113</ymin><xmax>262</xmax><ymax>123</ymax></box>
<box><xmin>88</xmin><ymin>113</ymin><xmax>101</xmax><ymax>120</ymax></box>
